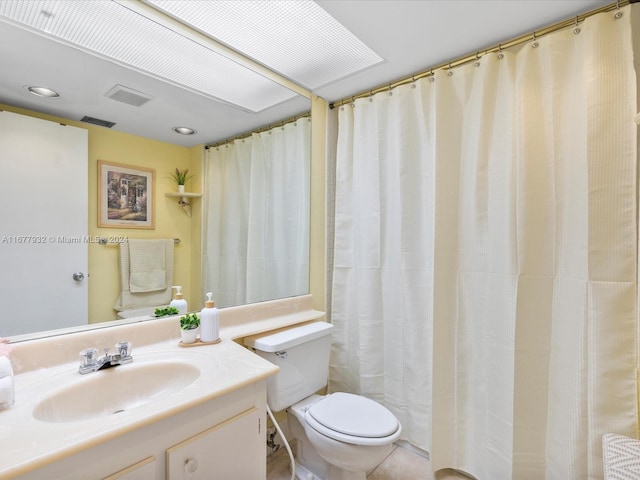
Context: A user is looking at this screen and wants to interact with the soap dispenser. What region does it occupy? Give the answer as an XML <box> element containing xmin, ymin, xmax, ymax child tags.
<box><xmin>170</xmin><ymin>286</ymin><xmax>188</xmax><ymax>314</ymax></box>
<box><xmin>199</xmin><ymin>292</ymin><xmax>219</xmax><ymax>343</ymax></box>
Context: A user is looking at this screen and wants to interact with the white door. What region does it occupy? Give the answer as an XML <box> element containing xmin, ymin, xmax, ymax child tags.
<box><xmin>0</xmin><ymin>111</ymin><xmax>88</xmax><ymax>337</ymax></box>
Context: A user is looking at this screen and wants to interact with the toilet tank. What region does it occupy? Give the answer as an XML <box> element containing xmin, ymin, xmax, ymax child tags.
<box><xmin>244</xmin><ymin>322</ymin><xmax>334</xmax><ymax>411</ymax></box>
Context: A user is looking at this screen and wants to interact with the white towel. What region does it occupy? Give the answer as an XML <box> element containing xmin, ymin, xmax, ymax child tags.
<box><xmin>0</xmin><ymin>377</ymin><xmax>13</xmax><ymax>407</ymax></box>
<box><xmin>0</xmin><ymin>357</ymin><xmax>14</xmax><ymax>407</ymax></box>
<box><xmin>603</xmin><ymin>433</ymin><xmax>640</xmax><ymax>480</ymax></box>
<box><xmin>114</xmin><ymin>239</ymin><xmax>174</xmax><ymax>312</ymax></box>
<box><xmin>0</xmin><ymin>356</ymin><xmax>12</xmax><ymax>378</ymax></box>
<box><xmin>128</xmin><ymin>239</ymin><xmax>166</xmax><ymax>293</ymax></box>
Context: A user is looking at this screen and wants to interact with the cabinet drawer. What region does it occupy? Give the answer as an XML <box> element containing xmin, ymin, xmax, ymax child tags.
<box><xmin>103</xmin><ymin>456</ymin><xmax>156</xmax><ymax>480</ymax></box>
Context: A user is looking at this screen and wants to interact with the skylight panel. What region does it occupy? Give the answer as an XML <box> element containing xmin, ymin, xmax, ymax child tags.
<box><xmin>0</xmin><ymin>0</ymin><xmax>299</xmax><ymax>112</ymax></box>
<box><xmin>145</xmin><ymin>0</ymin><xmax>384</xmax><ymax>90</ymax></box>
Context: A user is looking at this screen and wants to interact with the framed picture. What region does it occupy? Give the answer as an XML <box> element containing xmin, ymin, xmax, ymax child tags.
<box><xmin>98</xmin><ymin>160</ymin><xmax>155</xmax><ymax>229</ymax></box>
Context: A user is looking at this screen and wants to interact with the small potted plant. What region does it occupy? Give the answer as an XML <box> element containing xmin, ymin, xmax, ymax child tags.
<box><xmin>179</xmin><ymin>313</ymin><xmax>200</xmax><ymax>344</ymax></box>
<box><xmin>155</xmin><ymin>306</ymin><xmax>180</xmax><ymax>318</ymax></box>
<box><xmin>169</xmin><ymin>168</ymin><xmax>194</xmax><ymax>194</ymax></box>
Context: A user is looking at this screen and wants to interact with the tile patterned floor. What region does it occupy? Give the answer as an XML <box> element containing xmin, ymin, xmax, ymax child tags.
<box><xmin>267</xmin><ymin>443</ymin><xmax>471</xmax><ymax>480</ymax></box>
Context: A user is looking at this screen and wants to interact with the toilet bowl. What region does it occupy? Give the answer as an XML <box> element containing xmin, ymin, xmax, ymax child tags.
<box><xmin>243</xmin><ymin>322</ymin><xmax>402</xmax><ymax>480</ymax></box>
<box><xmin>288</xmin><ymin>393</ymin><xmax>401</xmax><ymax>480</ymax></box>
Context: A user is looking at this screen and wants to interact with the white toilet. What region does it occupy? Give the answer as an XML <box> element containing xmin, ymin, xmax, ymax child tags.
<box><xmin>244</xmin><ymin>322</ymin><xmax>401</xmax><ymax>480</ymax></box>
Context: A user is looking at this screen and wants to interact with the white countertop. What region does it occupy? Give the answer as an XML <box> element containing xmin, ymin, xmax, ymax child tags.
<box><xmin>0</xmin><ymin>294</ymin><xmax>325</xmax><ymax>478</ymax></box>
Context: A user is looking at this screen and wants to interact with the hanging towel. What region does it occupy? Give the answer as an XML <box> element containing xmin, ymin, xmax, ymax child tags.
<box><xmin>114</xmin><ymin>239</ymin><xmax>174</xmax><ymax>312</ymax></box>
<box><xmin>128</xmin><ymin>239</ymin><xmax>167</xmax><ymax>293</ymax></box>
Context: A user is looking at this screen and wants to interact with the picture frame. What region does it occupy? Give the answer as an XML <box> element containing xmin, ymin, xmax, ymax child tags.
<box><xmin>98</xmin><ymin>160</ymin><xmax>155</xmax><ymax>229</ymax></box>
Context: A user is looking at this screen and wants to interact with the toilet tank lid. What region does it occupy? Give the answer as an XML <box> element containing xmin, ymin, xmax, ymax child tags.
<box><xmin>244</xmin><ymin>322</ymin><xmax>333</xmax><ymax>352</ymax></box>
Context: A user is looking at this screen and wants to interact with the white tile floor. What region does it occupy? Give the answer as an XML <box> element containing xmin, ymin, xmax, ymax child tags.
<box><xmin>267</xmin><ymin>443</ymin><xmax>471</xmax><ymax>480</ymax></box>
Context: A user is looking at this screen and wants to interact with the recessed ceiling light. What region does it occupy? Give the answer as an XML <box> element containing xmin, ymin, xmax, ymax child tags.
<box><xmin>173</xmin><ymin>126</ymin><xmax>196</xmax><ymax>135</ymax></box>
<box><xmin>26</xmin><ymin>86</ymin><xmax>60</xmax><ymax>98</ymax></box>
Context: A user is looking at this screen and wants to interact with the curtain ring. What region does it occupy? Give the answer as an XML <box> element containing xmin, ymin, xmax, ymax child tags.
<box><xmin>573</xmin><ymin>16</ymin><xmax>581</xmax><ymax>34</ymax></box>
<box><xmin>531</xmin><ymin>31</ymin><xmax>539</xmax><ymax>48</ymax></box>
<box><xmin>368</xmin><ymin>90</ymin><xmax>374</xmax><ymax>102</ymax></box>
<box><xmin>497</xmin><ymin>44</ymin><xmax>504</xmax><ymax>60</ymax></box>
<box><xmin>388</xmin><ymin>84</ymin><xmax>393</xmax><ymax>96</ymax></box>
<box><xmin>411</xmin><ymin>76</ymin><xmax>417</xmax><ymax>89</ymax></box>
<box><xmin>474</xmin><ymin>51</ymin><xmax>481</xmax><ymax>67</ymax></box>
<box><xmin>429</xmin><ymin>69</ymin><xmax>435</xmax><ymax>82</ymax></box>
<box><xmin>614</xmin><ymin>0</ymin><xmax>623</xmax><ymax>18</ymax></box>
<box><xmin>447</xmin><ymin>62</ymin><xmax>453</xmax><ymax>76</ymax></box>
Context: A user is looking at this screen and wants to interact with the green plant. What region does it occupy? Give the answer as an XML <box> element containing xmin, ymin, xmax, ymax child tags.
<box><xmin>155</xmin><ymin>306</ymin><xmax>180</xmax><ymax>317</ymax></box>
<box><xmin>169</xmin><ymin>168</ymin><xmax>194</xmax><ymax>186</ymax></box>
<box><xmin>179</xmin><ymin>313</ymin><xmax>200</xmax><ymax>330</ymax></box>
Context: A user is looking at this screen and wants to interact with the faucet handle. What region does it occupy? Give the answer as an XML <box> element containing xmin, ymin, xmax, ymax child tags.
<box><xmin>116</xmin><ymin>341</ymin><xmax>132</xmax><ymax>358</ymax></box>
<box><xmin>116</xmin><ymin>341</ymin><xmax>133</xmax><ymax>364</ymax></box>
<box><xmin>79</xmin><ymin>348</ymin><xmax>99</xmax><ymax>373</ymax></box>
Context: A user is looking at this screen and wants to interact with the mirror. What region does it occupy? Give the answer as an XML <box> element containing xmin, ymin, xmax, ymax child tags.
<box><xmin>203</xmin><ymin>117</ymin><xmax>311</xmax><ymax>309</ymax></box>
<box><xmin>0</xmin><ymin>16</ymin><xmax>312</xmax><ymax>341</ymax></box>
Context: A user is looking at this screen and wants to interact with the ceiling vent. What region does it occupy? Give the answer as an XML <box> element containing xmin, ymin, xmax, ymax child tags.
<box><xmin>104</xmin><ymin>84</ymin><xmax>154</xmax><ymax>107</ymax></box>
<box><xmin>81</xmin><ymin>116</ymin><xmax>116</xmax><ymax>128</ymax></box>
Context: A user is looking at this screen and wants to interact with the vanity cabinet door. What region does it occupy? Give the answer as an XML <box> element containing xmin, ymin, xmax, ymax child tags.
<box><xmin>166</xmin><ymin>407</ymin><xmax>263</xmax><ymax>480</ymax></box>
<box><xmin>103</xmin><ymin>456</ymin><xmax>156</xmax><ymax>480</ymax></box>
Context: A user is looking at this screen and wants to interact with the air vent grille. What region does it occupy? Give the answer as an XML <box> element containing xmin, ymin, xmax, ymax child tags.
<box><xmin>105</xmin><ymin>84</ymin><xmax>154</xmax><ymax>107</ymax></box>
<box><xmin>81</xmin><ymin>116</ymin><xmax>116</xmax><ymax>128</ymax></box>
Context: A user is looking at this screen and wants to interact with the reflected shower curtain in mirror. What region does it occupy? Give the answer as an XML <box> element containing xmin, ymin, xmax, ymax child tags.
<box><xmin>203</xmin><ymin>119</ymin><xmax>310</xmax><ymax>307</ymax></box>
<box><xmin>330</xmin><ymin>7</ymin><xmax>637</xmax><ymax>479</ymax></box>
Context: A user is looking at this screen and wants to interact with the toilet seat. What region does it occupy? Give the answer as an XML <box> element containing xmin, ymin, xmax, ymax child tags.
<box><xmin>304</xmin><ymin>392</ymin><xmax>401</xmax><ymax>446</ymax></box>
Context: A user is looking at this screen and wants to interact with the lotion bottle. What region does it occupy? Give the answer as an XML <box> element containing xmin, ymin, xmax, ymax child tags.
<box><xmin>199</xmin><ymin>292</ymin><xmax>219</xmax><ymax>343</ymax></box>
<box><xmin>170</xmin><ymin>286</ymin><xmax>188</xmax><ymax>314</ymax></box>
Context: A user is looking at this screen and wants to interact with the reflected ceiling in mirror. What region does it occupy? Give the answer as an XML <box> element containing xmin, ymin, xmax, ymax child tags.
<box><xmin>0</xmin><ymin>2</ymin><xmax>316</xmax><ymax>342</ymax></box>
<box><xmin>0</xmin><ymin>5</ymin><xmax>312</xmax><ymax>147</ymax></box>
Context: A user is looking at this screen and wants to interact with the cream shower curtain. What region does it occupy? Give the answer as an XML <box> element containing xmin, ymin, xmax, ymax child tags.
<box><xmin>203</xmin><ymin>119</ymin><xmax>310</xmax><ymax>307</ymax></box>
<box><xmin>330</xmin><ymin>7</ymin><xmax>637</xmax><ymax>479</ymax></box>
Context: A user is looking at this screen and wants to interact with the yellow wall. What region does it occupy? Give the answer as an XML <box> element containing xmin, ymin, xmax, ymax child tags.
<box><xmin>188</xmin><ymin>146</ymin><xmax>204</xmax><ymax>310</ymax></box>
<box><xmin>0</xmin><ymin>103</ymin><xmax>200</xmax><ymax>323</ymax></box>
<box><xmin>310</xmin><ymin>96</ymin><xmax>327</xmax><ymax>312</ymax></box>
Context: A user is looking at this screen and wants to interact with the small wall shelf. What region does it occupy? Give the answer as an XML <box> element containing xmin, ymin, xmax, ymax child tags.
<box><xmin>165</xmin><ymin>192</ymin><xmax>202</xmax><ymax>217</ymax></box>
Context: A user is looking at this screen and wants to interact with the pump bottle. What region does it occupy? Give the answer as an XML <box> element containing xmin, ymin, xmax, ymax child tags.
<box><xmin>200</xmin><ymin>292</ymin><xmax>219</xmax><ymax>343</ymax></box>
<box><xmin>170</xmin><ymin>286</ymin><xmax>188</xmax><ymax>314</ymax></box>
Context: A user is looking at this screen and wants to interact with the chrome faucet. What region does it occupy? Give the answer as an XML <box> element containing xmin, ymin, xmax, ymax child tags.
<box><xmin>78</xmin><ymin>341</ymin><xmax>133</xmax><ymax>374</ymax></box>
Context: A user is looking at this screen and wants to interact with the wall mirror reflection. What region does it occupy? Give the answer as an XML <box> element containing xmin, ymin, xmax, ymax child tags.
<box><xmin>0</xmin><ymin>1</ymin><xmax>315</xmax><ymax>340</ymax></box>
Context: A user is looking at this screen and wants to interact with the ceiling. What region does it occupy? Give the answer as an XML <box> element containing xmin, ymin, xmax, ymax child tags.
<box><xmin>0</xmin><ymin>0</ymin><xmax>610</xmax><ymax>147</ymax></box>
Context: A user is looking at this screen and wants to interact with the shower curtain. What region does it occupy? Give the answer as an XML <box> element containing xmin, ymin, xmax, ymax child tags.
<box><xmin>329</xmin><ymin>7</ymin><xmax>637</xmax><ymax>479</ymax></box>
<box><xmin>203</xmin><ymin>119</ymin><xmax>310</xmax><ymax>307</ymax></box>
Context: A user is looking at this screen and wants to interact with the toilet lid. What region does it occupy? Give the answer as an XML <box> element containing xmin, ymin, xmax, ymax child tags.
<box><xmin>307</xmin><ymin>392</ymin><xmax>399</xmax><ymax>439</ymax></box>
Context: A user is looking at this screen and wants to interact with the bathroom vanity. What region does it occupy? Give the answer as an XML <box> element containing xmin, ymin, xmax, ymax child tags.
<box><xmin>0</xmin><ymin>295</ymin><xmax>323</xmax><ymax>479</ymax></box>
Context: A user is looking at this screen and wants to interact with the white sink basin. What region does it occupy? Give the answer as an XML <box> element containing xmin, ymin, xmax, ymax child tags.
<box><xmin>33</xmin><ymin>360</ymin><xmax>200</xmax><ymax>423</ymax></box>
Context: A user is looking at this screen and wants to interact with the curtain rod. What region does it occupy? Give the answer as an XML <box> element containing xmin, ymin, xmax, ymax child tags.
<box><xmin>330</xmin><ymin>0</ymin><xmax>631</xmax><ymax>109</ymax></box>
<box><xmin>204</xmin><ymin>111</ymin><xmax>311</xmax><ymax>150</ymax></box>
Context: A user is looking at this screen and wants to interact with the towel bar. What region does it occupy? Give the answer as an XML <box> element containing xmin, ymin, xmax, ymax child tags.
<box><xmin>98</xmin><ymin>237</ymin><xmax>180</xmax><ymax>245</ymax></box>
